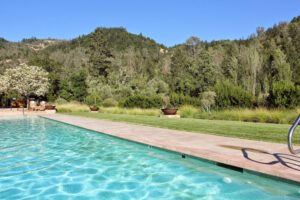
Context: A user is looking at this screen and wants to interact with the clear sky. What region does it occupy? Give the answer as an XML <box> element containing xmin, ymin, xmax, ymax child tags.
<box><xmin>1</xmin><ymin>0</ymin><xmax>300</xmax><ymax>46</ymax></box>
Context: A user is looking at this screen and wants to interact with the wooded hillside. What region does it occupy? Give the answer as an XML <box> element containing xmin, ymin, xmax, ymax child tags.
<box><xmin>1</xmin><ymin>16</ymin><xmax>299</xmax><ymax>108</ymax></box>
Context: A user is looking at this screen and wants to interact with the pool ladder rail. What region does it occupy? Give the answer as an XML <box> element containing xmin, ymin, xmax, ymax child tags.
<box><xmin>288</xmin><ymin>115</ymin><xmax>300</xmax><ymax>154</ymax></box>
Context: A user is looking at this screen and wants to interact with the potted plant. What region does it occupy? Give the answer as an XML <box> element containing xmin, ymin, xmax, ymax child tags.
<box><xmin>90</xmin><ymin>105</ymin><xmax>99</xmax><ymax>112</ymax></box>
<box><xmin>45</xmin><ymin>104</ymin><xmax>56</xmax><ymax>110</ymax></box>
<box><xmin>161</xmin><ymin>96</ymin><xmax>178</xmax><ymax>115</ymax></box>
<box><xmin>87</xmin><ymin>93</ymin><xmax>100</xmax><ymax>112</ymax></box>
<box><xmin>45</xmin><ymin>103</ymin><xmax>56</xmax><ymax>114</ymax></box>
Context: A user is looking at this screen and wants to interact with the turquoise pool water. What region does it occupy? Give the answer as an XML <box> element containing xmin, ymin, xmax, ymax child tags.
<box><xmin>0</xmin><ymin>116</ymin><xmax>299</xmax><ymax>199</ymax></box>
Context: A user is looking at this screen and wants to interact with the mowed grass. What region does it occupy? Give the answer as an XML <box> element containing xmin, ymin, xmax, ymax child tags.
<box><xmin>64</xmin><ymin>112</ymin><xmax>300</xmax><ymax>144</ymax></box>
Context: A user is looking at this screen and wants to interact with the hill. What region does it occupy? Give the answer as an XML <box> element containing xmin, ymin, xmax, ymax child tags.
<box><xmin>0</xmin><ymin>17</ymin><xmax>299</xmax><ymax>108</ymax></box>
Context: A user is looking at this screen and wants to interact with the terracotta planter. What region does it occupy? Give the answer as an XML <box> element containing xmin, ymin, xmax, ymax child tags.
<box><xmin>161</xmin><ymin>108</ymin><xmax>178</xmax><ymax>115</ymax></box>
<box><xmin>90</xmin><ymin>106</ymin><xmax>99</xmax><ymax>112</ymax></box>
<box><xmin>45</xmin><ymin>105</ymin><xmax>56</xmax><ymax>110</ymax></box>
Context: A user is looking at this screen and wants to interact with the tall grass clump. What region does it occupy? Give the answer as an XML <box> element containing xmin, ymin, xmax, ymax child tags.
<box><xmin>195</xmin><ymin>108</ymin><xmax>299</xmax><ymax>124</ymax></box>
<box><xmin>178</xmin><ymin>105</ymin><xmax>200</xmax><ymax>118</ymax></box>
<box><xmin>99</xmin><ymin>107</ymin><xmax>160</xmax><ymax>116</ymax></box>
<box><xmin>56</xmin><ymin>102</ymin><xmax>90</xmax><ymax>113</ymax></box>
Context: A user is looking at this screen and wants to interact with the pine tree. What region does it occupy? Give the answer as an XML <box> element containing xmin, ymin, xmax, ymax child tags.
<box><xmin>88</xmin><ymin>29</ymin><xmax>113</xmax><ymax>78</ymax></box>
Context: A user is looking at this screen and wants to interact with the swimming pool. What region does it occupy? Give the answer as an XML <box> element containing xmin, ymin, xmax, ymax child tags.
<box><xmin>0</xmin><ymin>116</ymin><xmax>299</xmax><ymax>199</ymax></box>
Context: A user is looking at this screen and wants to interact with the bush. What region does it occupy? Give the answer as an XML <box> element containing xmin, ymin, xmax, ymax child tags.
<box><xmin>114</xmin><ymin>85</ymin><xmax>134</xmax><ymax>101</ymax></box>
<box><xmin>169</xmin><ymin>93</ymin><xmax>202</xmax><ymax>107</ymax></box>
<box><xmin>178</xmin><ymin>105</ymin><xmax>200</xmax><ymax>118</ymax></box>
<box><xmin>268</xmin><ymin>81</ymin><xmax>300</xmax><ymax>108</ymax></box>
<box><xmin>102</xmin><ymin>98</ymin><xmax>118</xmax><ymax>107</ymax></box>
<box><xmin>99</xmin><ymin>85</ymin><xmax>113</xmax><ymax>99</ymax></box>
<box><xmin>122</xmin><ymin>94</ymin><xmax>202</xmax><ymax>109</ymax></box>
<box><xmin>122</xmin><ymin>95</ymin><xmax>162</xmax><ymax>108</ymax></box>
<box><xmin>85</xmin><ymin>93</ymin><xmax>102</xmax><ymax>106</ymax></box>
<box><xmin>201</xmin><ymin>91</ymin><xmax>216</xmax><ymax>112</ymax></box>
<box><xmin>55</xmin><ymin>97</ymin><xmax>68</xmax><ymax>105</ymax></box>
<box><xmin>257</xmin><ymin>93</ymin><xmax>268</xmax><ymax>107</ymax></box>
<box><xmin>214</xmin><ymin>81</ymin><xmax>253</xmax><ymax>108</ymax></box>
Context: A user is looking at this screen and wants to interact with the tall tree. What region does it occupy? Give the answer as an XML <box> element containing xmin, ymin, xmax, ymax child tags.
<box><xmin>169</xmin><ymin>48</ymin><xmax>192</xmax><ymax>95</ymax></box>
<box><xmin>88</xmin><ymin>29</ymin><xmax>113</xmax><ymax>78</ymax></box>
<box><xmin>264</xmin><ymin>47</ymin><xmax>292</xmax><ymax>90</ymax></box>
<box><xmin>185</xmin><ymin>36</ymin><xmax>201</xmax><ymax>57</ymax></box>
<box><xmin>238</xmin><ymin>44</ymin><xmax>262</xmax><ymax>96</ymax></box>
<box><xmin>193</xmin><ymin>50</ymin><xmax>217</xmax><ymax>94</ymax></box>
<box><xmin>221</xmin><ymin>55</ymin><xmax>238</xmax><ymax>84</ymax></box>
<box><xmin>59</xmin><ymin>70</ymin><xmax>88</xmax><ymax>102</ymax></box>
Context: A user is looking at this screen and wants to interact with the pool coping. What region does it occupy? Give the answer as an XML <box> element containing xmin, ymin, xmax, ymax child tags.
<box><xmin>40</xmin><ymin>114</ymin><xmax>300</xmax><ymax>185</ymax></box>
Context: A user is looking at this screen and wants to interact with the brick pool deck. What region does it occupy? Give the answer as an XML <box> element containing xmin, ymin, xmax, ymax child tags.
<box><xmin>39</xmin><ymin>114</ymin><xmax>300</xmax><ymax>184</ymax></box>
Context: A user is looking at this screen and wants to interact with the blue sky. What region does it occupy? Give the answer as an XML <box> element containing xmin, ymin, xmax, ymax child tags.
<box><xmin>1</xmin><ymin>0</ymin><xmax>300</xmax><ymax>46</ymax></box>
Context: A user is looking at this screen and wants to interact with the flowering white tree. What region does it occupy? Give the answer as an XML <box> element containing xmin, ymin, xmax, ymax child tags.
<box><xmin>0</xmin><ymin>65</ymin><xmax>49</xmax><ymax>107</ymax></box>
<box><xmin>0</xmin><ymin>75</ymin><xmax>9</xmax><ymax>94</ymax></box>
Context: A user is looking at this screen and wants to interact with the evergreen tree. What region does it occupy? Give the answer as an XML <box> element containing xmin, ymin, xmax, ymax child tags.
<box><xmin>264</xmin><ymin>47</ymin><xmax>292</xmax><ymax>90</ymax></box>
<box><xmin>193</xmin><ymin>50</ymin><xmax>217</xmax><ymax>94</ymax></box>
<box><xmin>88</xmin><ymin>29</ymin><xmax>113</xmax><ymax>78</ymax></box>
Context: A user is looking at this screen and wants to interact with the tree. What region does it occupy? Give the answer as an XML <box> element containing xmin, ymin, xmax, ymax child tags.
<box><xmin>262</xmin><ymin>47</ymin><xmax>292</xmax><ymax>98</ymax></box>
<box><xmin>238</xmin><ymin>44</ymin><xmax>262</xmax><ymax>96</ymax></box>
<box><xmin>0</xmin><ymin>75</ymin><xmax>9</xmax><ymax>94</ymax></box>
<box><xmin>28</xmin><ymin>56</ymin><xmax>63</xmax><ymax>101</ymax></box>
<box><xmin>192</xmin><ymin>50</ymin><xmax>217</xmax><ymax>94</ymax></box>
<box><xmin>201</xmin><ymin>91</ymin><xmax>216</xmax><ymax>112</ymax></box>
<box><xmin>60</xmin><ymin>70</ymin><xmax>88</xmax><ymax>102</ymax></box>
<box><xmin>146</xmin><ymin>78</ymin><xmax>169</xmax><ymax>96</ymax></box>
<box><xmin>185</xmin><ymin>36</ymin><xmax>201</xmax><ymax>56</ymax></box>
<box><xmin>1</xmin><ymin>65</ymin><xmax>49</xmax><ymax>107</ymax></box>
<box><xmin>268</xmin><ymin>48</ymin><xmax>292</xmax><ymax>82</ymax></box>
<box><xmin>71</xmin><ymin>70</ymin><xmax>88</xmax><ymax>102</ymax></box>
<box><xmin>170</xmin><ymin>48</ymin><xmax>193</xmax><ymax>95</ymax></box>
<box><xmin>221</xmin><ymin>55</ymin><xmax>238</xmax><ymax>84</ymax></box>
<box><xmin>88</xmin><ymin>28</ymin><xmax>113</xmax><ymax>78</ymax></box>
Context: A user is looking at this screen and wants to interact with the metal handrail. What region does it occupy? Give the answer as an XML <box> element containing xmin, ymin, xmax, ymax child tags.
<box><xmin>288</xmin><ymin>115</ymin><xmax>300</xmax><ymax>154</ymax></box>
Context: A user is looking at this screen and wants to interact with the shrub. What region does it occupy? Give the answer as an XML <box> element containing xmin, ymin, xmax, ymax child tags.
<box><xmin>178</xmin><ymin>105</ymin><xmax>200</xmax><ymax>118</ymax></box>
<box><xmin>114</xmin><ymin>85</ymin><xmax>134</xmax><ymax>101</ymax></box>
<box><xmin>122</xmin><ymin>95</ymin><xmax>162</xmax><ymax>108</ymax></box>
<box><xmin>214</xmin><ymin>81</ymin><xmax>253</xmax><ymax>108</ymax></box>
<box><xmin>55</xmin><ymin>97</ymin><xmax>68</xmax><ymax>105</ymax></box>
<box><xmin>99</xmin><ymin>85</ymin><xmax>113</xmax><ymax>99</ymax></box>
<box><xmin>257</xmin><ymin>93</ymin><xmax>268</xmax><ymax>107</ymax></box>
<box><xmin>169</xmin><ymin>93</ymin><xmax>202</xmax><ymax>107</ymax></box>
<box><xmin>201</xmin><ymin>91</ymin><xmax>216</xmax><ymax>112</ymax></box>
<box><xmin>268</xmin><ymin>81</ymin><xmax>300</xmax><ymax>108</ymax></box>
<box><xmin>146</xmin><ymin>78</ymin><xmax>169</xmax><ymax>95</ymax></box>
<box><xmin>85</xmin><ymin>93</ymin><xmax>102</xmax><ymax>106</ymax></box>
<box><xmin>102</xmin><ymin>98</ymin><xmax>118</xmax><ymax>107</ymax></box>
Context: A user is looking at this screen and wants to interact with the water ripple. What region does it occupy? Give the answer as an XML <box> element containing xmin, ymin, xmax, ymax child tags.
<box><xmin>0</xmin><ymin>117</ymin><xmax>299</xmax><ymax>200</ymax></box>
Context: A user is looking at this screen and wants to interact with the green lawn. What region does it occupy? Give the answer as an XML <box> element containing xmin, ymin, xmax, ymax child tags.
<box><xmin>63</xmin><ymin>112</ymin><xmax>299</xmax><ymax>144</ymax></box>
